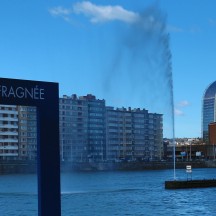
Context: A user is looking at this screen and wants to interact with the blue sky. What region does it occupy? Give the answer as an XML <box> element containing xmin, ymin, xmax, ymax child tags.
<box><xmin>0</xmin><ymin>0</ymin><xmax>216</xmax><ymax>138</ymax></box>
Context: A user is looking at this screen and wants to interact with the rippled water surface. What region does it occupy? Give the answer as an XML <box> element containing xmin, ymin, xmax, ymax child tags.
<box><xmin>0</xmin><ymin>168</ymin><xmax>216</xmax><ymax>216</ymax></box>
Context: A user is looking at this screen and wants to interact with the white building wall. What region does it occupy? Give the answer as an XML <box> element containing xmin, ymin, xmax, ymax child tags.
<box><xmin>0</xmin><ymin>105</ymin><xmax>19</xmax><ymax>159</ymax></box>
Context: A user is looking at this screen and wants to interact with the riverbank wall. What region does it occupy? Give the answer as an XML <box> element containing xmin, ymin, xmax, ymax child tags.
<box><xmin>1</xmin><ymin>160</ymin><xmax>216</xmax><ymax>174</ymax></box>
<box><xmin>0</xmin><ymin>160</ymin><xmax>37</xmax><ymax>174</ymax></box>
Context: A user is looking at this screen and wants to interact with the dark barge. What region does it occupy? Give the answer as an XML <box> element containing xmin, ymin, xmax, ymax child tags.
<box><xmin>165</xmin><ymin>179</ymin><xmax>216</xmax><ymax>189</ymax></box>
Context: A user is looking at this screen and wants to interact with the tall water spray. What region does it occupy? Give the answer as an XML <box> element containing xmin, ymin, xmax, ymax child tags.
<box><xmin>103</xmin><ymin>4</ymin><xmax>175</xmax><ymax>172</ymax></box>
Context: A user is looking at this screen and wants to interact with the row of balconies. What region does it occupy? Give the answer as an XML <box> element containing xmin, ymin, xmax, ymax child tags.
<box><xmin>0</xmin><ymin>153</ymin><xmax>19</xmax><ymax>156</ymax></box>
<box><xmin>0</xmin><ymin>131</ymin><xmax>18</xmax><ymax>135</ymax></box>
<box><xmin>0</xmin><ymin>117</ymin><xmax>18</xmax><ymax>121</ymax></box>
<box><xmin>0</xmin><ymin>145</ymin><xmax>18</xmax><ymax>150</ymax></box>
<box><xmin>0</xmin><ymin>124</ymin><xmax>18</xmax><ymax>128</ymax></box>
<box><xmin>0</xmin><ymin>110</ymin><xmax>18</xmax><ymax>115</ymax></box>
<box><xmin>0</xmin><ymin>138</ymin><xmax>18</xmax><ymax>142</ymax></box>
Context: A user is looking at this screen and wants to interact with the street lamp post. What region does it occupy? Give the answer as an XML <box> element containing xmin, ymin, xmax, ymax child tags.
<box><xmin>190</xmin><ymin>142</ymin><xmax>192</xmax><ymax>161</ymax></box>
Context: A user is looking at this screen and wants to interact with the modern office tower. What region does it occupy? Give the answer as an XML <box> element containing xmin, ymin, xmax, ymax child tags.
<box><xmin>0</xmin><ymin>105</ymin><xmax>19</xmax><ymax>160</ymax></box>
<box><xmin>59</xmin><ymin>94</ymin><xmax>106</xmax><ymax>162</ymax></box>
<box><xmin>202</xmin><ymin>81</ymin><xmax>216</xmax><ymax>142</ymax></box>
<box><xmin>18</xmin><ymin>106</ymin><xmax>37</xmax><ymax>160</ymax></box>
<box><xmin>106</xmin><ymin>107</ymin><xmax>163</xmax><ymax>161</ymax></box>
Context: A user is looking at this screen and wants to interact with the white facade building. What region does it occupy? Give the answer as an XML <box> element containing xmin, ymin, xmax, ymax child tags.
<box><xmin>0</xmin><ymin>105</ymin><xmax>19</xmax><ymax>160</ymax></box>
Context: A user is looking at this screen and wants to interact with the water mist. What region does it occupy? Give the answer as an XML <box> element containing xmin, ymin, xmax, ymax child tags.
<box><xmin>103</xmin><ymin>4</ymin><xmax>175</xmax><ymax>140</ymax></box>
<box><xmin>103</xmin><ymin>4</ymin><xmax>175</xmax><ymax>176</ymax></box>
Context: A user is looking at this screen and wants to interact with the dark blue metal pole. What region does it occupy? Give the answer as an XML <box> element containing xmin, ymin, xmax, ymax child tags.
<box><xmin>37</xmin><ymin>82</ymin><xmax>61</xmax><ymax>216</ymax></box>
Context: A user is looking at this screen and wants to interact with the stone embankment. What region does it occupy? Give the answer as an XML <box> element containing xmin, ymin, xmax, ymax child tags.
<box><xmin>0</xmin><ymin>160</ymin><xmax>37</xmax><ymax>174</ymax></box>
<box><xmin>1</xmin><ymin>160</ymin><xmax>216</xmax><ymax>174</ymax></box>
<box><xmin>63</xmin><ymin>160</ymin><xmax>216</xmax><ymax>172</ymax></box>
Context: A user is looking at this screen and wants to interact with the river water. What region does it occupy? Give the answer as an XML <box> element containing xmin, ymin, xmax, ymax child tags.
<box><xmin>0</xmin><ymin>168</ymin><xmax>216</xmax><ymax>216</ymax></box>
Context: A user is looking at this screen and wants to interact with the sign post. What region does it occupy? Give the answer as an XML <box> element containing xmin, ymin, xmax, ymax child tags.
<box><xmin>0</xmin><ymin>78</ymin><xmax>61</xmax><ymax>216</ymax></box>
<box><xmin>186</xmin><ymin>165</ymin><xmax>192</xmax><ymax>180</ymax></box>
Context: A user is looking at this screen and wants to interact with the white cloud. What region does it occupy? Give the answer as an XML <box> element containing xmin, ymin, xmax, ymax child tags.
<box><xmin>174</xmin><ymin>108</ymin><xmax>184</xmax><ymax>116</ymax></box>
<box><xmin>167</xmin><ymin>25</ymin><xmax>183</xmax><ymax>33</ymax></box>
<box><xmin>49</xmin><ymin>6</ymin><xmax>72</xmax><ymax>22</ymax></box>
<box><xmin>73</xmin><ymin>1</ymin><xmax>139</xmax><ymax>23</ymax></box>
<box><xmin>49</xmin><ymin>6</ymin><xmax>71</xmax><ymax>16</ymax></box>
<box><xmin>167</xmin><ymin>24</ymin><xmax>202</xmax><ymax>34</ymax></box>
<box><xmin>174</xmin><ymin>100</ymin><xmax>190</xmax><ymax>116</ymax></box>
<box><xmin>49</xmin><ymin>1</ymin><xmax>139</xmax><ymax>24</ymax></box>
<box><xmin>177</xmin><ymin>100</ymin><xmax>189</xmax><ymax>107</ymax></box>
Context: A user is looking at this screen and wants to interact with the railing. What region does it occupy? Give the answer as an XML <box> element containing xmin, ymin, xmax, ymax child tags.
<box><xmin>0</xmin><ymin>110</ymin><xmax>18</xmax><ymax>114</ymax></box>
<box><xmin>0</xmin><ymin>132</ymin><xmax>18</xmax><ymax>135</ymax></box>
<box><xmin>0</xmin><ymin>124</ymin><xmax>18</xmax><ymax>128</ymax></box>
<box><xmin>0</xmin><ymin>153</ymin><xmax>18</xmax><ymax>156</ymax></box>
<box><xmin>0</xmin><ymin>117</ymin><xmax>18</xmax><ymax>121</ymax></box>
<box><xmin>0</xmin><ymin>139</ymin><xmax>18</xmax><ymax>142</ymax></box>
<box><xmin>0</xmin><ymin>146</ymin><xmax>18</xmax><ymax>150</ymax></box>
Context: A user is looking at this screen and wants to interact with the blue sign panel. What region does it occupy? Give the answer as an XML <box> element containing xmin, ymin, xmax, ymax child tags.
<box><xmin>0</xmin><ymin>78</ymin><xmax>61</xmax><ymax>216</ymax></box>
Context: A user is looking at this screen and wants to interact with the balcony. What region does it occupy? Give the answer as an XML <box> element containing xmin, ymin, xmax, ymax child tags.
<box><xmin>0</xmin><ymin>110</ymin><xmax>18</xmax><ymax>115</ymax></box>
<box><xmin>0</xmin><ymin>153</ymin><xmax>18</xmax><ymax>156</ymax></box>
<box><xmin>0</xmin><ymin>117</ymin><xmax>18</xmax><ymax>122</ymax></box>
<box><xmin>0</xmin><ymin>131</ymin><xmax>18</xmax><ymax>136</ymax></box>
<box><xmin>0</xmin><ymin>124</ymin><xmax>18</xmax><ymax>128</ymax></box>
<box><xmin>0</xmin><ymin>145</ymin><xmax>18</xmax><ymax>150</ymax></box>
<box><xmin>0</xmin><ymin>139</ymin><xmax>18</xmax><ymax>143</ymax></box>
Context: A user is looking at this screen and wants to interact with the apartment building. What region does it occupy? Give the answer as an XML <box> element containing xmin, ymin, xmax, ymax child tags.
<box><xmin>0</xmin><ymin>94</ymin><xmax>163</xmax><ymax>163</ymax></box>
<box><xmin>59</xmin><ymin>94</ymin><xmax>106</xmax><ymax>162</ymax></box>
<box><xmin>0</xmin><ymin>105</ymin><xmax>19</xmax><ymax>160</ymax></box>
<box><xmin>59</xmin><ymin>94</ymin><xmax>88</xmax><ymax>162</ymax></box>
<box><xmin>82</xmin><ymin>94</ymin><xmax>106</xmax><ymax>162</ymax></box>
<box><xmin>18</xmin><ymin>106</ymin><xmax>37</xmax><ymax>160</ymax></box>
<box><xmin>106</xmin><ymin>107</ymin><xmax>163</xmax><ymax>161</ymax></box>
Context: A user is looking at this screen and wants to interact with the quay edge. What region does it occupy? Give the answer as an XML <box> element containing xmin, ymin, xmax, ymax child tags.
<box><xmin>165</xmin><ymin>179</ymin><xmax>216</xmax><ymax>189</ymax></box>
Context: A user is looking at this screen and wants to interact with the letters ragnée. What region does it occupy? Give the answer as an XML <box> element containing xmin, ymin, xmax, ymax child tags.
<box><xmin>0</xmin><ymin>85</ymin><xmax>45</xmax><ymax>100</ymax></box>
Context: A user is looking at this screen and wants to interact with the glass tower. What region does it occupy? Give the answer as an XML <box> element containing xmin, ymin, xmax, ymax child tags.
<box><xmin>202</xmin><ymin>81</ymin><xmax>216</xmax><ymax>142</ymax></box>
